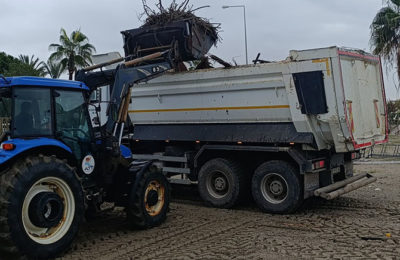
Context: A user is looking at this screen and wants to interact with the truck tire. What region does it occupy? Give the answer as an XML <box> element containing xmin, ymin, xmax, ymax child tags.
<box><xmin>252</xmin><ymin>160</ymin><xmax>303</xmax><ymax>214</ymax></box>
<box><xmin>0</xmin><ymin>155</ymin><xmax>84</xmax><ymax>259</ymax></box>
<box><xmin>198</xmin><ymin>158</ymin><xmax>246</xmax><ymax>208</ymax></box>
<box><xmin>127</xmin><ymin>169</ymin><xmax>170</xmax><ymax>229</ymax></box>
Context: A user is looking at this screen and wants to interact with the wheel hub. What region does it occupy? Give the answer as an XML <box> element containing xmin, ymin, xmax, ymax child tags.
<box><xmin>146</xmin><ymin>190</ymin><xmax>159</xmax><ymax>207</ymax></box>
<box><xmin>270</xmin><ymin>180</ymin><xmax>283</xmax><ymax>195</ymax></box>
<box><xmin>214</xmin><ymin>177</ymin><xmax>226</xmax><ymax>191</ymax></box>
<box><xmin>260</xmin><ymin>173</ymin><xmax>289</xmax><ymax>204</ymax></box>
<box><xmin>28</xmin><ymin>192</ymin><xmax>64</xmax><ymax>228</ymax></box>
<box><xmin>144</xmin><ymin>180</ymin><xmax>165</xmax><ymax>217</ymax></box>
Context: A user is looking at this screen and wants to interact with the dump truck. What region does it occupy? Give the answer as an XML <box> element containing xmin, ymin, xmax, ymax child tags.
<box><xmin>0</xmin><ymin>51</ymin><xmax>175</xmax><ymax>259</ymax></box>
<box><xmin>120</xmin><ymin>46</ymin><xmax>387</xmax><ymax>213</ymax></box>
<box><xmin>78</xmin><ymin>21</ymin><xmax>386</xmax><ymax>213</ymax></box>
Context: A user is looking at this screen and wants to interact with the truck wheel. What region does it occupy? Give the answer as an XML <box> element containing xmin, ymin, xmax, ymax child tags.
<box><xmin>127</xmin><ymin>169</ymin><xmax>170</xmax><ymax>229</ymax></box>
<box><xmin>198</xmin><ymin>158</ymin><xmax>245</xmax><ymax>208</ymax></box>
<box><xmin>252</xmin><ymin>160</ymin><xmax>303</xmax><ymax>214</ymax></box>
<box><xmin>0</xmin><ymin>155</ymin><xmax>84</xmax><ymax>259</ymax></box>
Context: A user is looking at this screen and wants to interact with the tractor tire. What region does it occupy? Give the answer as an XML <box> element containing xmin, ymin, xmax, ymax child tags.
<box><xmin>0</xmin><ymin>155</ymin><xmax>84</xmax><ymax>259</ymax></box>
<box><xmin>198</xmin><ymin>158</ymin><xmax>246</xmax><ymax>209</ymax></box>
<box><xmin>252</xmin><ymin>160</ymin><xmax>303</xmax><ymax>214</ymax></box>
<box><xmin>127</xmin><ymin>169</ymin><xmax>170</xmax><ymax>229</ymax></box>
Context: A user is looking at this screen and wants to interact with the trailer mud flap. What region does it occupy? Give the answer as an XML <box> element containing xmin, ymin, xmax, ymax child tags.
<box><xmin>314</xmin><ymin>173</ymin><xmax>376</xmax><ymax>200</ymax></box>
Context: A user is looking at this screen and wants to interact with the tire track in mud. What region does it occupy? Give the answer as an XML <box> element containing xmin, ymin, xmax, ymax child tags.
<box><xmin>58</xmin><ymin>167</ymin><xmax>400</xmax><ymax>259</ymax></box>
<box><xmin>60</xmin><ymin>204</ymin><xmax>237</xmax><ymax>259</ymax></box>
<box><xmin>111</xmin><ymin>218</ymin><xmax>254</xmax><ymax>260</ymax></box>
<box><xmin>226</xmin><ymin>211</ymin><xmax>400</xmax><ymax>259</ymax></box>
<box><xmin>59</xmin><ymin>199</ymin><xmax>400</xmax><ymax>259</ymax></box>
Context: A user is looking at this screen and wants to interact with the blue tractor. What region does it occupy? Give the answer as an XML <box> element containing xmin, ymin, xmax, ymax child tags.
<box><xmin>0</xmin><ymin>51</ymin><xmax>173</xmax><ymax>259</ymax></box>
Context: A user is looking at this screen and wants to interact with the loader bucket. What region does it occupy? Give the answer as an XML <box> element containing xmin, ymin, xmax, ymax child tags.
<box><xmin>121</xmin><ymin>19</ymin><xmax>217</xmax><ymax>62</ymax></box>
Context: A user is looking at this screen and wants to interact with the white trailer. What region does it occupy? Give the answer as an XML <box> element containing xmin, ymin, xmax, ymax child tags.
<box><xmin>126</xmin><ymin>46</ymin><xmax>387</xmax><ymax>213</ymax></box>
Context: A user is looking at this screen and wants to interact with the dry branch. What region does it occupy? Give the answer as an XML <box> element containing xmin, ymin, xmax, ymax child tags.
<box><xmin>140</xmin><ymin>0</ymin><xmax>220</xmax><ymax>44</ymax></box>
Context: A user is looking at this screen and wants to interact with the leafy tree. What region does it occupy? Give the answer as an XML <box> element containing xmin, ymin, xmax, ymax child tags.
<box><xmin>0</xmin><ymin>52</ymin><xmax>46</xmax><ymax>77</ymax></box>
<box><xmin>0</xmin><ymin>52</ymin><xmax>19</xmax><ymax>74</ymax></box>
<box><xmin>41</xmin><ymin>60</ymin><xmax>65</xmax><ymax>79</ymax></box>
<box><xmin>49</xmin><ymin>28</ymin><xmax>96</xmax><ymax>80</ymax></box>
<box><xmin>5</xmin><ymin>63</ymin><xmax>42</xmax><ymax>77</ymax></box>
<box><xmin>387</xmin><ymin>99</ymin><xmax>400</xmax><ymax>129</ymax></box>
<box><xmin>370</xmin><ymin>0</ymin><xmax>400</xmax><ymax>90</ymax></box>
<box><xmin>18</xmin><ymin>55</ymin><xmax>47</xmax><ymax>77</ymax></box>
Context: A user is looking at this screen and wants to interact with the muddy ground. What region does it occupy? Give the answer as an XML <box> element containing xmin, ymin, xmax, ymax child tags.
<box><xmin>59</xmin><ymin>164</ymin><xmax>400</xmax><ymax>259</ymax></box>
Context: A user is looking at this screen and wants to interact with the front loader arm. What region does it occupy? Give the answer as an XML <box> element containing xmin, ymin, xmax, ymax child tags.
<box><xmin>76</xmin><ymin>50</ymin><xmax>174</xmax><ymax>145</ymax></box>
<box><xmin>105</xmin><ymin>61</ymin><xmax>172</xmax><ymax>134</ymax></box>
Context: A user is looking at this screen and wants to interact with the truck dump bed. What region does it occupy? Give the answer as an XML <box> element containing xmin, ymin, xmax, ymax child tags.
<box><xmin>128</xmin><ymin>47</ymin><xmax>388</xmax><ymax>153</ymax></box>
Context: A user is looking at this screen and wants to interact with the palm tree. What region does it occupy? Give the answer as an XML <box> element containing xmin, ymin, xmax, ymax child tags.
<box><xmin>18</xmin><ymin>54</ymin><xmax>47</xmax><ymax>77</ymax></box>
<box><xmin>41</xmin><ymin>60</ymin><xmax>65</xmax><ymax>79</ymax></box>
<box><xmin>370</xmin><ymin>0</ymin><xmax>400</xmax><ymax>89</ymax></box>
<box><xmin>49</xmin><ymin>28</ymin><xmax>96</xmax><ymax>80</ymax></box>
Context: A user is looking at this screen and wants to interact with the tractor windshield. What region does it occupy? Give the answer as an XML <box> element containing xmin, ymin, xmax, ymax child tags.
<box><xmin>55</xmin><ymin>90</ymin><xmax>92</xmax><ymax>159</ymax></box>
<box><xmin>0</xmin><ymin>88</ymin><xmax>11</xmax><ymax>136</ymax></box>
<box><xmin>13</xmin><ymin>88</ymin><xmax>53</xmax><ymax>137</ymax></box>
<box><xmin>55</xmin><ymin>90</ymin><xmax>90</xmax><ymax>139</ymax></box>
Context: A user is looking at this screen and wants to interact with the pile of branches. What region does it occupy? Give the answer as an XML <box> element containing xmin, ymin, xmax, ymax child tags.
<box><xmin>140</xmin><ymin>0</ymin><xmax>220</xmax><ymax>43</ymax></box>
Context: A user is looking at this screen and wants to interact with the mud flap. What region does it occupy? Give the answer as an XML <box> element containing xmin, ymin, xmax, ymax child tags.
<box><xmin>314</xmin><ymin>173</ymin><xmax>376</xmax><ymax>200</ymax></box>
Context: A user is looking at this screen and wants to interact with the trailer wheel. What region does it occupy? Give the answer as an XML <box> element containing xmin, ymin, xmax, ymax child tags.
<box><xmin>127</xmin><ymin>169</ymin><xmax>170</xmax><ymax>229</ymax></box>
<box><xmin>0</xmin><ymin>155</ymin><xmax>84</xmax><ymax>259</ymax></box>
<box><xmin>198</xmin><ymin>158</ymin><xmax>245</xmax><ymax>208</ymax></box>
<box><xmin>252</xmin><ymin>160</ymin><xmax>303</xmax><ymax>213</ymax></box>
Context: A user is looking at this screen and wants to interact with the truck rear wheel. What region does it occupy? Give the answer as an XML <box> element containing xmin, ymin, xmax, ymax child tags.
<box><xmin>127</xmin><ymin>169</ymin><xmax>170</xmax><ymax>229</ymax></box>
<box><xmin>0</xmin><ymin>155</ymin><xmax>84</xmax><ymax>259</ymax></box>
<box><xmin>252</xmin><ymin>160</ymin><xmax>303</xmax><ymax>213</ymax></box>
<box><xmin>198</xmin><ymin>158</ymin><xmax>246</xmax><ymax>208</ymax></box>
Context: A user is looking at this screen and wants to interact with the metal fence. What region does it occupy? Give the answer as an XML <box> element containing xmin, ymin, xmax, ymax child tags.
<box><xmin>361</xmin><ymin>144</ymin><xmax>400</xmax><ymax>158</ymax></box>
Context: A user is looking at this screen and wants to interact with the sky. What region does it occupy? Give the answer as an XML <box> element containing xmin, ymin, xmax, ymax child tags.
<box><xmin>0</xmin><ymin>0</ymin><xmax>398</xmax><ymax>99</ymax></box>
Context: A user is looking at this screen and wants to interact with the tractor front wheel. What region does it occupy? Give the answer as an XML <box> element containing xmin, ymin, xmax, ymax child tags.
<box><xmin>126</xmin><ymin>169</ymin><xmax>170</xmax><ymax>229</ymax></box>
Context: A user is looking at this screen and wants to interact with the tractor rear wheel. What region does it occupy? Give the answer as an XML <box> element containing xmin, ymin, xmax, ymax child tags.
<box><xmin>0</xmin><ymin>155</ymin><xmax>84</xmax><ymax>259</ymax></box>
<box><xmin>126</xmin><ymin>168</ymin><xmax>170</xmax><ymax>229</ymax></box>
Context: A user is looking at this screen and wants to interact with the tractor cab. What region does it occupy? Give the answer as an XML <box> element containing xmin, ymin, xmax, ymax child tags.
<box><xmin>0</xmin><ymin>77</ymin><xmax>96</xmax><ymax>167</ymax></box>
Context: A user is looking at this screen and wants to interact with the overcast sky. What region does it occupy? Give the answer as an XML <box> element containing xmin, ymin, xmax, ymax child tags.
<box><xmin>1</xmin><ymin>0</ymin><xmax>398</xmax><ymax>99</ymax></box>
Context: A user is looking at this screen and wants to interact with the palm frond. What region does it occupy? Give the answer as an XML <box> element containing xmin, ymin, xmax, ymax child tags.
<box><xmin>371</xmin><ymin>7</ymin><xmax>400</xmax><ymax>59</ymax></box>
<box><xmin>389</xmin><ymin>0</ymin><xmax>400</xmax><ymax>9</ymax></box>
<box><xmin>42</xmin><ymin>60</ymin><xmax>65</xmax><ymax>78</ymax></box>
<box><xmin>371</xmin><ymin>2</ymin><xmax>400</xmax><ymax>91</ymax></box>
<box><xmin>48</xmin><ymin>28</ymin><xmax>96</xmax><ymax>79</ymax></box>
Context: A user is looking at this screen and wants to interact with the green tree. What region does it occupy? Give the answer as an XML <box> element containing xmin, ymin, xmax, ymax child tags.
<box><xmin>387</xmin><ymin>99</ymin><xmax>400</xmax><ymax>128</ymax></box>
<box><xmin>49</xmin><ymin>28</ymin><xmax>96</xmax><ymax>80</ymax></box>
<box><xmin>18</xmin><ymin>54</ymin><xmax>47</xmax><ymax>77</ymax></box>
<box><xmin>0</xmin><ymin>52</ymin><xmax>46</xmax><ymax>77</ymax></box>
<box><xmin>0</xmin><ymin>52</ymin><xmax>19</xmax><ymax>74</ymax></box>
<box><xmin>370</xmin><ymin>0</ymin><xmax>400</xmax><ymax>89</ymax></box>
<box><xmin>41</xmin><ymin>60</ymin><xmax>65</xmax><ymax>79</ymax></box>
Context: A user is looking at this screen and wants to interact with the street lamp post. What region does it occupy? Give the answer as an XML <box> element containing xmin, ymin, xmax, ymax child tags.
<box><xmin>222</xmin><ymin>5</ymin><xmax>248</xmax><ymax>65</ymax></box>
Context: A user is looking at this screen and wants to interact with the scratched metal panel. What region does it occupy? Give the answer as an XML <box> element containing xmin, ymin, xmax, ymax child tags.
<box><xmin>340</xmin><ymin>55</ymin><xmax>387</xmax><ymax>148</ymax></box>
<box><xmin>129</xmin><ymin>64</ymin><xmax>291</xmax><ymax>124</ymax></box>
